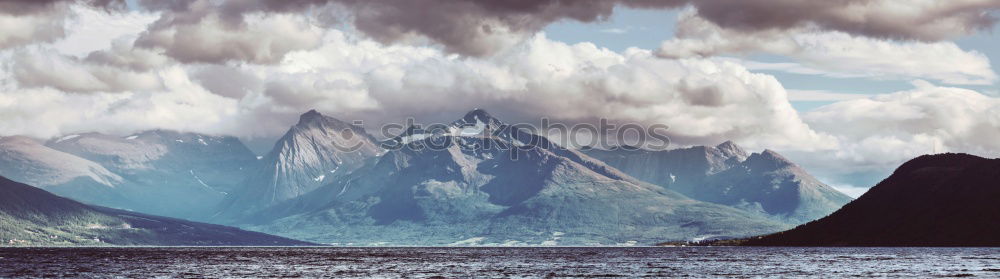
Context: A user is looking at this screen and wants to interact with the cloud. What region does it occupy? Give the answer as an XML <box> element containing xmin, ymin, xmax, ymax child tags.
<box><xmin>0</xmin><ymin>21</ymin><xmax>834</xmax><ymax>151</ymax></box>
<box><xmin>11</xmin><ymin>47</ymin><xmax>164</xmax><ymax>93</ymax></box>
<box><xmin>6</xmin><ymin>0</ymin><xmax>997</xmax><ymax>59</ymax></box>
<box><xmin>0</xmin><ymin>4</ymin><xmax>68</xmax><ymax>49</ymax></box>
<box><xmin>324</xmin><ymin>0</ymin><xmax>621</xmax><ymax>57</ymax></box>
<box><xmin>1</xmin><ymin>6</ymin><xmax>168</xmax><ymax>94</ymax></box>
<box><xmin>189</xmin><ymin>64</ymin><xmax>262</xmax><ymax>99</ymax></box>
<box><xmin>232</xmin><ymin>31</ymin><xmax>832</xmax><ymax>150</ymax></box>
<box><xmin>0</xmin><ymin>0</ymin><xmax>113</xmax><ymax>15</ymax></box>
<box><xmin>657</xmin><ymin>12</ymin><xmax>998</xmax><ymax>85</ymax></box>
<box><xmin>134</xmin><ymin>2</ymin><xmax>324</xmax><ymax>64</ymax></box>
<box><xmin>798</xmin><ymin>80</ymin><xmax>1000</xmax><ymax>181</ymax></box>
<box><xmin>52</xmin><ymin>4</ymin><xmax>159</xmax><ymax>57</ymax></box>
<box><xmin>0</xmin><ymin>1</ymin><xmax>131</xmax><ymax>50</ymax></box>
<box><xmin>319</xmin><ymin>0</ymin><xmax>1000</xmax><ymax>56</ymax></box>
<box><xmin>650</xmin><ymin>0</ymin><xmax>1000</xmax><ymax>42</ymax></box>
<box><xmin>84</xmin><ymin>39</ymin><xmax>171</xmax><ymax>71</ymax></box>
<box><xmin>0</xmin><ymin>67</ymin><xmax>240</xmax><ymax>139</ymax></box>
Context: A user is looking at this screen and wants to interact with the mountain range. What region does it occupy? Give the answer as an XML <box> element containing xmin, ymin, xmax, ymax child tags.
<box><xmin>585</xmin><ymin>143</ymin><xmax>852</xmax><ymax>224</ymax></box>
<box><xmin>231</xmin><ymin>110</ymin><xmax>793</xmax><ymax>245</ymax></box>
<box><xmin>0</xmin><ymin>109</ymin><xmax>858</xmax><ymax>245</ymax></box>
<box><xmin>1</xmin><ymin>130</ymin><xmax>256</xmax><ymax>221</ymax></box>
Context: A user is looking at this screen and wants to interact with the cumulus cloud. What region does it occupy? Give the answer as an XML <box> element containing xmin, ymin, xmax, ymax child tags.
<box><xmin>53</xmin><ymin>4</ymin><xmax>159</xmax><ymax>57</ymax></box>
<box><xmin>0</xmin><ymin>5</ymin><xmax>69</xmax><ymax>49</ymax></box>
<box><xmin>189</xmin><ymin>64</ymin><xmax>262</xmax><ymax>99</ymax></box>
<box><xmin>796</xmin><ymin>80</ymin><xmax>1000</xmax><ymax>184</ymax></box>
<box><xmin>114</xmin><ymin>0</ymin><xmax>1000</xmax><ymax>58</ymax></box>
<box><xmin>8</xmin><ymin>0</ymin><xmax>997</xmax><ymax>59</ymax></box>
<box><xmin>0</xmin><ymin>0</ymin><xmax>123</xmax><ymax>13</ymax></box>
<box><xmin>5</xmin><ymin>0</ymin><xmax>999</xmax><ymax>58</ymax></box>
<box><xmin>124</xmin><ymin>0</ymin><xmax>624</xmax><ymax>57</ymax></box>
<box><xmin>658</xmin><ymin>0</ymin><xmax>999</xmax><ymax>42</ymax></box>
<box><xmin>84</xmin><ymin>40</ymin><xmax>171</xmax><ymax>71</ymax></box>
<box><xmin>306</xmin><ymin>0</ymin><xmax>1000</xmax><ymax>56</ymax></box>
<box><xmin>230</xmin><ymin>31</ymin><xmax>831</xmax><ymax>150</ymax></box>
<box><xmin>690</xmin><ymin>0</ymin><xmax>1000</xmax><ymax>41</ymax></box>
<box><xmin>0</xmin><ymin>67</ymin><xmax>240</xmax><ymax>139</ymax></box>
<box><xmin>0</xmin><ymin>1</ymin><xmax>130</xmax><ymax>50</ymax></box>
<box><xmin>658</xmin><ymin>12</ymin><xmax>998</xmax><ymax>85</ymax></box>
<box><xmin>127</xmin><ymin>0</ymin><xmax>624</xmax><ymax>56</ymax></box>
<box><xmin>10</xmin><ymin>47</ymin><xmax>163</xmax><ymax>93</ymax></box>
<box><xmin>330</xmin><ymin>0</ymin><xmax>624</xmax><ymax>56</ymax></box>
<box><xmin>134</xmin><ymin>1</ymin><xmax>324</xmax><ymax>64</ymax></box>
<box><xmin>0</xmin><ymin>20</ymin><xmax>834</xmax><ymax>151</ymax></box>
<box><xmin>262</xmin><ymin>71</ymin><xmax>377</xmax><ymax>112</ymax></box>
<box><xmin>0</xmin><ymin>5</ymin><xmax>168</xmax><ymax>94</ymax></box>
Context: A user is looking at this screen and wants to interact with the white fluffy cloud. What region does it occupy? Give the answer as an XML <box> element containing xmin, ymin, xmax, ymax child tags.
<box><xmin>0</xmin><ymin>5</ymin><xmax>68</xmax><ymax>49</ymax></box>
<box><xmin>52</xmin><ymin>4</ymin><xmax>158</xmax><ymax>57</ymax></box>
<box><xmin>10</xmin><ymin>47</ymin><xmax>164</xmax><ymax>93</ymax></box>
<box><xmin>241</xmin><ymin>32</ymin><xmax>831</xmax><ymax>149</ymax></box>
<box><xmin>658</xmin><ymin>12</ymin><xmax>998</xmax><ymax>85</ymax></box>
<box><xmin>0</xmin><ymin>67</ymin><xmax>240</xmax><ymax>139</ymax></box>
<box><xmin>0</xmin><ymin>16</ymin><xmax>834</xmax><ymax>151</ymax></box>
<box><xmin>796</xmin><ymin>80</ymin><xmax>1000</xmax><ymax>184</ymax></box>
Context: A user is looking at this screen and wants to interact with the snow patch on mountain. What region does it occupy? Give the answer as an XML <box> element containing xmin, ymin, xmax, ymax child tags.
<box><xmin>54</xmin><ymin>134</ymin><xmax>80</xmax><ymax>143</ymax></box>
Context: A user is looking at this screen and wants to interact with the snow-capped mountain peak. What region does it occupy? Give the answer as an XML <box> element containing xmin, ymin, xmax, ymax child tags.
<box><xmin>216</xmin><ymin>110</ymin><xmax>382</xmax><ymax>221</ymax></box>
<box><xmin>716</xmin><ymin>140</ymin><xmax>748</xmax><ymax>160</ymax></box>
<box><xmin>451</xmin><ymin>109</ymin><xmax>504</xmax><ymax>135</ymax></box>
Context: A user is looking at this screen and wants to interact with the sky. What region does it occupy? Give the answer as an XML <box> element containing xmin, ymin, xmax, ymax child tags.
<box><xmin>1</xmin><ymin>0</ymin><xmax>1000</xmax><ymax>197</ymax></box>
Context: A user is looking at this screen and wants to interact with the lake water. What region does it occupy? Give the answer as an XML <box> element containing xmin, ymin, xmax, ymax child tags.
<box><xmin>0</xmin><ymin>247</ymin><xmax>998</xmax><ymax>278</ymax></box>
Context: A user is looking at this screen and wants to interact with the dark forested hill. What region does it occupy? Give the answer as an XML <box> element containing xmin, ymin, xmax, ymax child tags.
<box><xmin>744</xmin><ymin>153</ymin><xmax>1000</xmax><ymax>246</ymax></box>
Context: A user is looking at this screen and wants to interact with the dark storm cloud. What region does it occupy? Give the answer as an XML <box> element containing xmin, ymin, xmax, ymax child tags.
<box><xmin>7</xmin><ymin>0</ymin><xmax>997</xmax><ymax>58</ymax></box>
<box><xmin>0</xmin><ymin>0</ymin><xmax>123</xmax><ymax>14</ymax></box>
<box><xmin>672</xmin><ymin>0</ymin><xmax>1000</xmax><ymax>41</ymax></box>
<box><xmin>127</xmin><ymin>0</ymin><xmax>628</xmax><ymax>57</ymax></box>
<box><xmin>215</xmin><ymin>0</ymin><xmax>998</xmax><ymax>55</ymax></box>
<box><xmin>35</xmin><ymin>0</ymin><xmax>987</xmax><ymax>58</ymax></box>
<box><xmin>332</xmin><ymin>0</ymin><xmax>624</xmax><ymax>56</ymax></box>
<box><xmin>129</xmin><ymin>0</ymin><xmax>325</xmax><ymax>64</ymax></box>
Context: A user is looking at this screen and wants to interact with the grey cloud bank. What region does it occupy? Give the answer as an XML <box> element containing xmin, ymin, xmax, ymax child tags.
<box><xmin>0</xmin><ymin>0</ymin><xmax>998</xmax><ymax>192</ymax></box>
